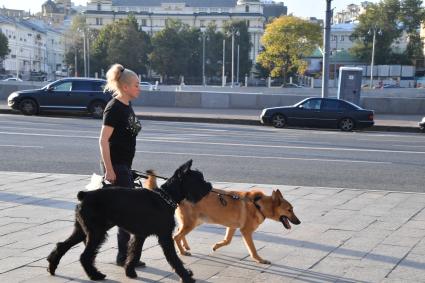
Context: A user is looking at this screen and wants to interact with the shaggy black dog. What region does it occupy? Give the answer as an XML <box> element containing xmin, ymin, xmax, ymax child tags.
<box><xmin>47</xmin><ymin>160</ymin><xmax>211</xmax><ymax>282</ymax></box>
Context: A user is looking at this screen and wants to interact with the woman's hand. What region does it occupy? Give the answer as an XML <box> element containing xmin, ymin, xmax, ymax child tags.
<box><xmin>105</xmin><ymin>168</ymin><xmax>116</xmax><ymax>184</ymax></box>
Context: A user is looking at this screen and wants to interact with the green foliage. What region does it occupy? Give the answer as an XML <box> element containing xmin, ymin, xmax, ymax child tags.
<box><xmin>0</xmin><ymin>32</ymin><xmax>9</xmax><ymax>60</ymax></box>
<box><xmin>256</xmin><ymin>16</ymin><xmax>322</xmax><ymax>83</ymax></box>
<box><xmin>223</xmin><ymin>21</ymin><xmax>252</xmax><ymax>82</ymax></box>
<box><xmin>351</xmin><ymin>0</ymin><xmax>425</xmax><ymax>64</ymax></box>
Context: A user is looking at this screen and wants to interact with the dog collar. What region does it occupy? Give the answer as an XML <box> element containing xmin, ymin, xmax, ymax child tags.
<box><xmin>153</xmin><ymin>188</ymin><xmax>178</xmax><ymax>209</ymax></box>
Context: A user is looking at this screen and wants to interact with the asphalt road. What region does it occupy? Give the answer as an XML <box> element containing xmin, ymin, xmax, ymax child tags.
<box><xmin>0</xmin><ymin>113</ymin><xmax>424</xmax><ymax>193</ymax></box>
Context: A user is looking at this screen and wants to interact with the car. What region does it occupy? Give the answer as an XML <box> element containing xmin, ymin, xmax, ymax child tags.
<box><xmin>260</xmin><ymin>97</ymin><xmax>374</xmax><ymax>131</ymax></box>
<box><xmin>419</xmin><ymin>117</ymin><xmax>425</xmax><ymax>132</ymax></box>
<box><xmin>7</xmin><ymin>78</ymin><xmax>112</xmax><ymax>118</ymax></box>
<box><xmin>2</xmin><ymin>77</ymin><xmax>23</xmax><ymax>82</ymax></box>
<box><xmin>382</xmin><ymin>84</ymin><xmax>402</xmax><ymax>88</ymax></box>
<box><xmin>282</xmin><ymin>83</ymin><xmax>303</xmax><ymax>88</ymax></box>
<box><xmin>140</xmin><ymin>81</ymin><xmax>159</xmax><ymax>91</ymax></box>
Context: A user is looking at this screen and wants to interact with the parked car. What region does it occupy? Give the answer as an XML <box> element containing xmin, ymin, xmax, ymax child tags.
<box><xmin>419</xmin><ymin>117</ymin><xmax>425</xmax><ymax>132</ymax></box>
<box><xmin>2</xmin><ymin>77</ymin><xmax>23</xmax><ymax>82</ymax></box>
<box><xmin>140</xmin><ymin>81</ymin><xmax>159</xmax><ymax>91</ymax></box>
<box><xmin>7</xmin><ymin>78</ymin><xmax>112</xmax><ymax>118</ymax></box>
<box><xmin>260</xmin><ymin>97</ymin><xmax>374</xmax><ymax>131</ymax></box>
<box><xmin>282</xmin><ymin>83</ymin><xmax>303</xmax><ymax>88</ymax></box>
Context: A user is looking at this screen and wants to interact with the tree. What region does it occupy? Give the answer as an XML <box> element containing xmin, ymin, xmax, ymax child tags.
<box><xmin>223</xmin><ymin>21</ymin><xmax>252</xmax><ymax>83</ymax></box>
<box><xmin>256</xmin><ymin>16</ymin><xmax>322</xmax><ymax>84</ymax></box>
<box><xmin>0</xmin><ymin>32</ymin><xmax>9</xmax><ymax>60</ymax></box>
<box><xmin>399</xmin><ymin>0</ymin><xmax>425</xmax><ymax>60</ymax></box>
<box><xmin>149</xmin><ymin>20</ymin><xmax>196</xmax><ymax>80</ymax></box>
<box><xmin>349</xmin><ymin>0</ymin><xmax>424</xmax><ymax>65</ymax></box>
<box><xmin>64</xmin><ymin>14</ymin><xmax>87</xmax><ymax>76</ymax></box>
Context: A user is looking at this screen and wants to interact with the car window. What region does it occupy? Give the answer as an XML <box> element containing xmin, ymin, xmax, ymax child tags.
<box><xmin>339</xmin><ymin>101</ymin><xmax>356</xmax><ymax>110</ymax></box>
<box><xmin>321</xmin><ymin>100</ymin><xmax>340</xmax><ymax>110</ymax></box>
<box><xmin>302</xmin><ymin>99</ymin><xmax>321</xmax><ymax>110</ymax></box>
<box><xmin>53</xmin><ymin>82</ymin><xmax>72</xmax><ymax>91</ymax></box>
<box><xmin>93</xmin><ymin>81</ymin><xmax>105</xmax><ymax>91</ymax></box>
<box><xmin>72</xmin><ymin>81</ymin><xmax>96</xmax><ymax>91</ymax></box>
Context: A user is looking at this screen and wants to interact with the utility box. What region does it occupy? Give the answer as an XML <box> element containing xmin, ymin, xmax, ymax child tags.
<box><xmin>338</xmin><ymin>67</ymin><xmax>363</xmax><ymax>105</ymax></box>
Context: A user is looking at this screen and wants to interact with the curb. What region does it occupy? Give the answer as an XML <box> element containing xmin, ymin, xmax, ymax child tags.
<box><xmin>0</xmin><ymin>108</ymin><xmax>421</xmax><ymax>133</ymax></box>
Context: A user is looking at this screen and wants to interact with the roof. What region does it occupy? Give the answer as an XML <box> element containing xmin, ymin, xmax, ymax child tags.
<box><xmin>331</xmin><ymin>23</ymin><xmax>357</xmax><ymax>32</ymax></box>
<box><xmin>112</xmin><ymin>0</ymin><xmax>238</xmax><ymax>7</ymax></box>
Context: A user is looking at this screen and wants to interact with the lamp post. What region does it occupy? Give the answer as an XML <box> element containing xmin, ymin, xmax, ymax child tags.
<box><xmin>369</xmin><ymin>26</ymin><xmax>381</xmax><ymax>89</ymax></box>
<box><xmin>200</xmin><ymin>28</ymin><xmax>207</xmax><ymax>86</ymax></box>
<box><xmin>322</xmin><ymin>0</ymin><xmax>332</xmax><ymax>98</ymax></box>
<box><xmin>236</xmin><ymin>44</ymin><xmax>240</xmax><ymax>86</ymax></box>
<box><xmin>222</xmin><ymin>39</ymin><xmax>225</xmax><ymax>87</ymax></box>
<box><xmin>228</xmin><ymin>27</ymin><xmax>239</xmax><ymax>88</ymax></box>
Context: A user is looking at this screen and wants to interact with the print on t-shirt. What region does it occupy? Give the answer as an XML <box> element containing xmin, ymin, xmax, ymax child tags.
<box><xmin>127</xmin><ymin>114</ymin><xmax>141</xmax><ymax>136</ymax></box>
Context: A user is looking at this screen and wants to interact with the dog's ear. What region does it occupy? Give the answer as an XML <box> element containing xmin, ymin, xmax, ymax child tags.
<box><xmin>182</xmin><ymin>159</ymin><xmax>193</xmax><ymax>173</ymax></box>
<box><xmin>272</xmin><ymin>190</ymin><xmax>282</xmax><ymax>205</ymax></box>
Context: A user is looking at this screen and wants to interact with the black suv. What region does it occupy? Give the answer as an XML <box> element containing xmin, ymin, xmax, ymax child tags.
<box><xmin>7</xmin><ymin>78</ymin><xmax>112</xmax><ymax>118</ymax></box>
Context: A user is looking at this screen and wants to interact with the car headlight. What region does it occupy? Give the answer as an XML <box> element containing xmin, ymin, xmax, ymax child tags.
<box><xmin>8</xmin><ymin>92</ymin><xmax>18</xmax><ymax>101</ymax></box>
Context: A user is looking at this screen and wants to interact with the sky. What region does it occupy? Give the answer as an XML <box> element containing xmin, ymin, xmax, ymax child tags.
<box><xmin>0</xmin><ymin>0</ymin><xmax>380</xmax><ymax>19</ymax></box>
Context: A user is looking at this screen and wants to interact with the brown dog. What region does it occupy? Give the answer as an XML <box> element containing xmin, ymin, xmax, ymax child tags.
<box><xmin>145</xmin><ymin>173</ymin><xmax>300</xmax><ymax>264</ymax></box>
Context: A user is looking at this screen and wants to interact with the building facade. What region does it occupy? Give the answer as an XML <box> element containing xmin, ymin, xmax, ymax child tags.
<box><xmin>0</xmin><ymin>15</ymin><xmax>66</xmax><ymax>80</ymax></box>
<box><xmin>333</xmin><ymin>2</ymin><xmax>371</xmax><ymax>24</ymax></box>
<box><xmin>85</xmin><ymin>0</ymin><xmax>266</xmax><ymax>64</ymax></box>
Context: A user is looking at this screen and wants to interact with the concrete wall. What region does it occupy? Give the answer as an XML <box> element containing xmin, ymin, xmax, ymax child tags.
<box><xmin>1</xmin><ymin>82</ymin><xmax>424</xmax><ymax>114</ymax></box>
<box><xmin>132</xmin><ymin>90</ymin><xmax>425</xmax><ymax>114</ymax></box>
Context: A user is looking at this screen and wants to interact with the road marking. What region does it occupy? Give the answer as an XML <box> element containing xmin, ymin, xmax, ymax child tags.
<box><xmin>135</xmin><ymin>150</ymin><xmax>391</xmax><ymax>164</ymax></box>
<box><xmin>0</xmin><ymin>131</ymin><xmax>424</xmax><ymax>155</ymax></box>
<box><xmin>0</xmin><ymin>145</ymin><xmax>43</xmax><ymax>148</ymax></box>
<box><xmin>138</xmin><ymin>138</ymin><xmax>425</xmax><ymax>155</ymax></box>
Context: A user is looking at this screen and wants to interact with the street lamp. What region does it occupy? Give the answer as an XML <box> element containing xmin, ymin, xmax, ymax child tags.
<box><xmin>200</xmin><ymin>28</ymin><xmax>207</xmax><ymax>86</ymax></box>
<box><xmin>227</xmin><ymin>27</ymin><xmax>240</xmax><ymax>88</ymax></box>
<box><xmin>369</xmin><ymin>26</ymin><xmax>382</xmax><ymax>89</ymax></box>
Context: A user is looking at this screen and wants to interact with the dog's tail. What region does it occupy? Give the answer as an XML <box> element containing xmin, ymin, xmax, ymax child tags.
<box><xmin>77</xmin><ymin>191</ymin><xmax>87</xmax><ymax>201</ymax></box>
<box><xmin>144</xmin><ymin>170</ymin><xmax>158</xmax><ymax>190</ymax></box>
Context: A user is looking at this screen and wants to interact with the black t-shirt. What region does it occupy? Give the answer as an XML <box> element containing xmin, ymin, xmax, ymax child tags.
<box><xmin>103</xmin><ymin>98</ymin><xmax>141</xmax><ymax>167</ymax></box>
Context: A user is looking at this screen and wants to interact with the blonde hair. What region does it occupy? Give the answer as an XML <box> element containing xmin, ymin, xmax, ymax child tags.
<box><xmin>104</xmin><ymin>63</ymin><xmax>138</xmax><ymax>94</ymax></box>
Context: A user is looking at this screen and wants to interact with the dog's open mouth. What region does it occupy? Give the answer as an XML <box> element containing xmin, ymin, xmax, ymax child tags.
<box><xmin>280</xmin><ymin>216</ymin><xmax>291</xmax><ymax>229</ymax></box>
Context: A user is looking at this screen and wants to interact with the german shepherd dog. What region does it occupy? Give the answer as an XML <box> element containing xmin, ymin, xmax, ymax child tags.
<box><xmin>46</xmin><ymin>160</ymin><xmax>212</xmax><ymax>282</ymax></box>
<box><xmin>145</xmin><ymin>173</ymin><xmax>301</xmax><ymax>264</ymax></box>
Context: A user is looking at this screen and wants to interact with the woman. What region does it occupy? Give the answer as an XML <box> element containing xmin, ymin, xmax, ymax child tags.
<box><xmin>99</xmin><ymin>63</ymin><xmax>144</xmax><ymax>267</ymax></box>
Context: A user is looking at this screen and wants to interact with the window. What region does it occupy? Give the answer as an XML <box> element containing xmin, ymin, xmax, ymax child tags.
<box><xmin>53</xmin><ymin>82</ymin><xmax>72</xmax><ymax>91</ymax></box>
<box><xmin>321</xmin><ymin>100</ymin><xmax>340</xmax><ymax>110</ymax></box>
<box><xmin>245</xmin><ymin>5</ymin><xmax>249</xmax><ymax>12</ymax></box>
<box><xmin>200</xmin><ymin>20</ymin><xmax>205</xmax><ymax>27</ymax></box>
<box><xmin>141</xmin><ymin>19</ymin><xmax>147</xmax><ymax>26</ymax></box>
<box><xmin>96</xmin><ymin>18</ymin><xmax>103</xmax><ymax>25</ymax></box>
<box><xmin>340</xmin><ymin>35</ymin><xmax>345</xmax><ymax>41</ymax></box>
<box><xmin>93</xmin><ymin>81</ymin><xmax>106</xmax><ymax>91</ymax></box>
<box><xmin>97</xmin><ymin>3</ymin><xmax>101</xmax><ymax>11</ymax></box>
<box><xmin>302</xmin><ymin>99</ymin><xmax>321</xmax><ymax>110</ymax></box>
<box><xmin>72</xmin><ymin>81</ymin><xmax>96</xmax><ymax>91</ymax></box>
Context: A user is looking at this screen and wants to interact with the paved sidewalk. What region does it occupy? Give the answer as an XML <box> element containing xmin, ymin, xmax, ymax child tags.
<box><xmin>0</xmin><ymin>102</ymin><xmax>423</xmax><ymax>133</ymax></box>
<box><xmin>0</xmin><ymin>171</ymin><xmax>424</xmax><ymax>282</ymax></box>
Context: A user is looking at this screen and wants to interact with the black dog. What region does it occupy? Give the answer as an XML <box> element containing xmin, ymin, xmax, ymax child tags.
<box><xmin>47</xmin><ymin>160</ymin><xmax>211</xmax><ymax>282</ymax></box>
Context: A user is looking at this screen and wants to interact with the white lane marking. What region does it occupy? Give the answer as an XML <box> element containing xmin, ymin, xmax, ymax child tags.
<box><xmin>0</xmin><ymin>131</ymin><xmax>423</xmax><ymax>155</ymax></box>
<box><xmin>0</xmin><ymin>126</ymin><xmax>99</xmax><ymax>134</ymax></box>
<box><xmin>137</xmin><ymin>138</ymin><xmax>425</xmax><ymax>155</ymax></box>
<box><xmin>0</xmin><ymin>145</ymin><xmax>43</xmax><ymax>148</ymax></box>
<box><xmin>135</xmin><ymin>150</ymin><xmax>391</xmax><ymax>164</ymax></box>
<box><xmin>0</xmin><ymin>131</ymin><xmax>98</xmax><ymax>139</ymax></box>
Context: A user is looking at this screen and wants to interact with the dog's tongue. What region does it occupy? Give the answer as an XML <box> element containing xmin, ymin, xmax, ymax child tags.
<box><xmin>280</xmin><ymin>216</ymin><xmax>291</xmax><ymax>229</ymax></box>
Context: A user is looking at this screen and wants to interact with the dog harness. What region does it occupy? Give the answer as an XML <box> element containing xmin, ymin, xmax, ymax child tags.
<box><xmin>211</xmin><ymin>189</ymin><xmax>266</xmax><ymax>220</ymax></box>
<box><xmin>153</xmin><ymin>188</ymin><xmax>178</xmax><ymax>209</ymax></box>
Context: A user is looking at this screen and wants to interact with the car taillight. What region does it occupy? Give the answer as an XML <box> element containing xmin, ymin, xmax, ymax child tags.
<box><xmin>368</xmin><ymin>114</ymin><xmax>374</xmax><ymax>121</ymax></box>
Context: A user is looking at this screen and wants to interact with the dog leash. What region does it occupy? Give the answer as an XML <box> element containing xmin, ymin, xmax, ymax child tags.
<box><xmin>132</xmin><ymin>169</ymin><xmax>168</xmax><ymax>180</ymax></box>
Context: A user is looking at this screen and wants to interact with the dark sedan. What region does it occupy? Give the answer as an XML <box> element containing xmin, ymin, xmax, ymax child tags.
<box><xmin>260</xmin><ymin>97</ymin><xmax>374</xmax><ymax>131</ymax></box>
<box><xmin>7</xmin><ymin>78</ymin><xmax>112</xmax><ymax>118</ymax></box>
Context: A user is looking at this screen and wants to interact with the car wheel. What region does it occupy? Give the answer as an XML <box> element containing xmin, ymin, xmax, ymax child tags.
<box><xmin>339</xmin><ymin>118</ymin><xmax>355</xmax><ymax>131</ymax></box>
<box><xmin>89</xmin><ymin>101</ymin><xmax>106</xmax><ymax>119</ymax></box>
<box><xmin>19</xmin><ymin>99</ymin><xmax>38</xmax><ymax>115</ymax></box>
<box><xmin>272</xmin><ymin>114</ymin><xmax>287</xmax><ymax>128</ymax></box>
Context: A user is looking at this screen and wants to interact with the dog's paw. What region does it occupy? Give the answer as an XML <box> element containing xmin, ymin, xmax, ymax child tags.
<box><xmin>125</xmin><ymin>268</ymin><xmax>138</xmax><ymax>279</ymax></box>
<box><xmin>89</xmin><ymin>271</ymin><xmax>106</xmax><ymax>281</ymax></box>
<box><xmin>258</xmin><ymin>259</ymin><xmax>271</xmax><ymax>264</ymax></box>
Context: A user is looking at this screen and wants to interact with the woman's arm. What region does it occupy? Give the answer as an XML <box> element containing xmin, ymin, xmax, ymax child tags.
<box><xmin>99</xmin><ymin>125</ymin><xmax>116</xmax><ymax>183</ymax></box>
